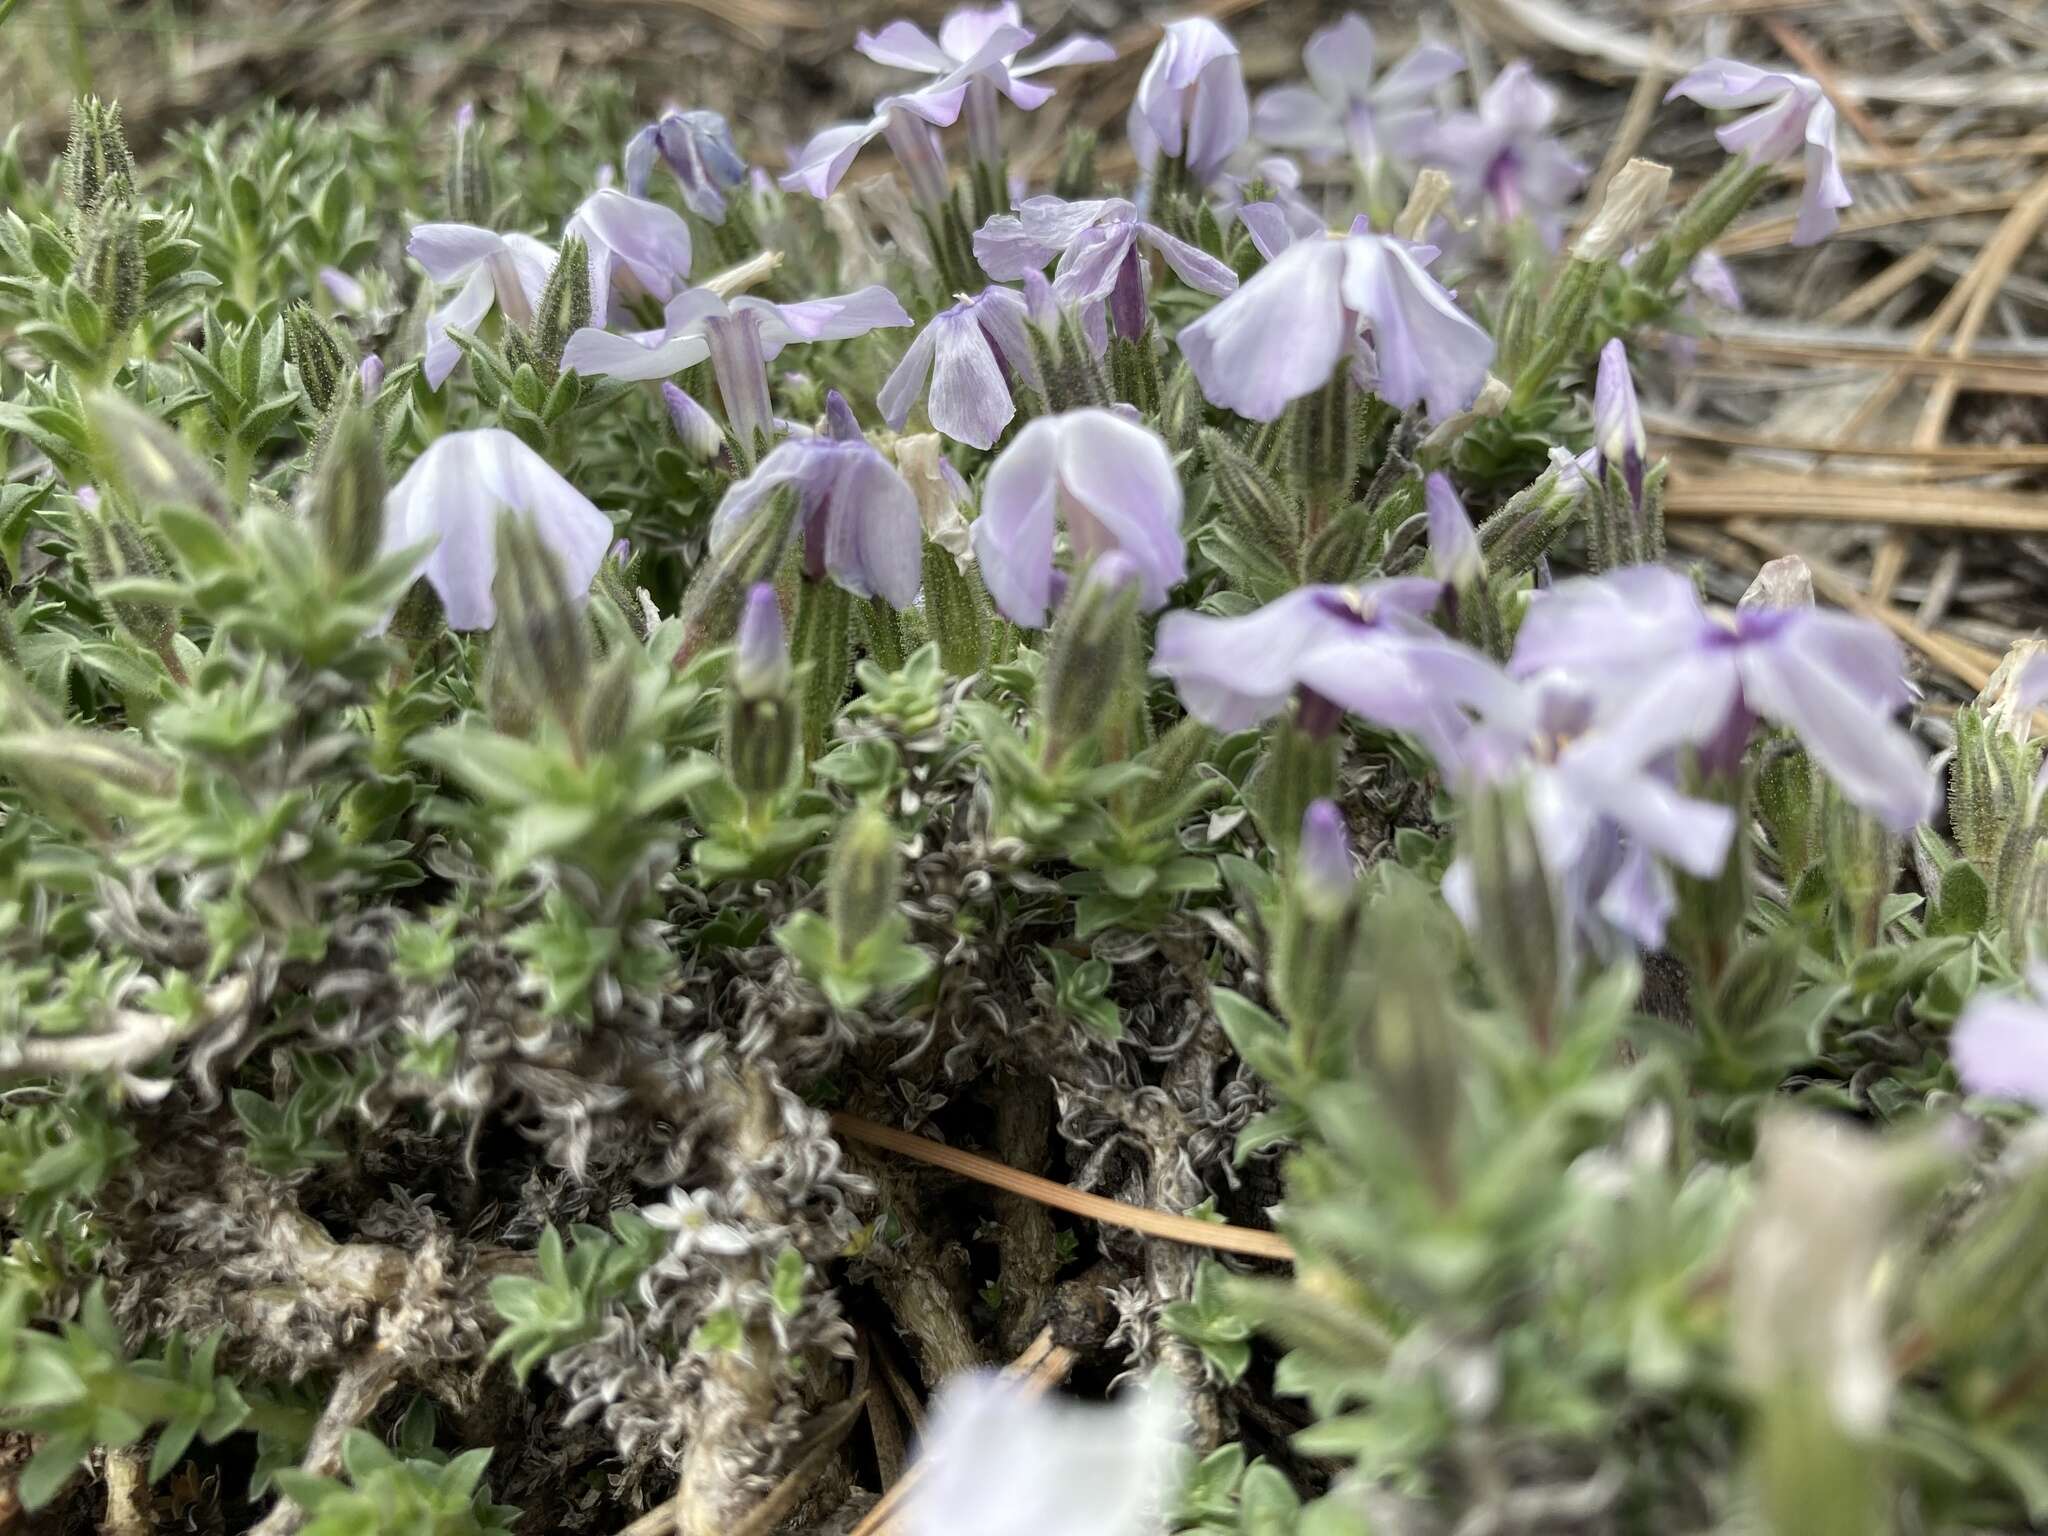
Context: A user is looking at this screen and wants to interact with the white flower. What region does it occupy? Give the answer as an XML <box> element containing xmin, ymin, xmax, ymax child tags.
<box><xmin>908</xmin><ymin>1371</ymin><xmax>1183</xmax><ymax>1536</ymax></box>
<box><xmin>380</xmin><ymin>429</ymin><xmax>614</xmax><ymax>631</ymax></box>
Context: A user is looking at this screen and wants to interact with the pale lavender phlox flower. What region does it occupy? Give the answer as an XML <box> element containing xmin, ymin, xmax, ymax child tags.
<box><xmin>1151</xmin><ymin>579</ymin><xmax>1497</xmax><ymax>769</ymax></box>
<box><xmin>975</xmin><ymin>195</ymin><xmax>1237</xmax><ymax>340</ymax></box>
<box><xmin>710</xmin><ymin>427</ymin><xmax>922</xmax><ymax>608</ymax></box>
<box><xmin>1425</xmin><ymin>472</ymin><xmax>1482</xmax><ymax>586</ymax></box>
<box><xmin>1666</xmin><ymin>59</ymin><xmax>1851</xmax><ymax>246</ymax></box>
<box><xmin>408</xmin><ymin>223</ymin><xmax>556</xmax><ymax>389</ymax></box>
<box><xmin>1216</xmin><ymin>156</ymin><xmax>1328</xmax><ymax>258</ymax></box>
<box><xmin>1689</xmin><ymin>252</ymin><xmax>1744</xmax><ymax>310</ymax></box>
<box><xmin>560</xmin><ymin>284</ymin><xmax>911</xmax><ymax>382</ymax></box>
<box><xmin>1511</xmin><ymin>564</ymin><xmax>1935</xmax><ymax>830</ymax></box>
<box><xmin>880</xmin><ymin>286</ymin><xmax>1042</xmax><ymax>450</ymax></box>
<box><xmin>624</xmin><ymin>110</ymin><xmax>748</xmax><ymax>221</ymax></box>
<box><xmin>1255</xmin><ymin>13</ymin><xmax>1463</xmax><ymax>166</ymax></box>
<box><xmin>735</xmin><ymin>583</ymin><xmax>791</xmax><ymax>698</ymax></box>
<box><xmin>973</xmin><ymin>408</ymin><xmax>1187</xmax><ymax>627</ymax></box>
<box><xmin>1593</xmin><ymin>338</ymin><xmax>1646</xmax><ymax>506</ymax></box>
<box><xmin>782</xmin><ymin>26</ymin><xmax>1034</xmax><ymax>201</ymax></box>
<box><xmin>319</xmin><ymin>267</ymin><xmax>368</xmax><ymax>313</ymax></box>
<box><xmin>1442</xmin><ymin>667</ymin><xmax>1741</xmax><ymax>947</ymax></box>
<box><xmin>1429</xmin><ymin>61</ymin><xmax>1586</xmax><ymax>244</ymax></box>
<box><xmin>1128</xmin><ymin>18</ymin><xmax>1250</xmax><ymax>188</ymax></box>
<box><xmin>1178</xmin><ymin>227</ymin><xmax>1493</xmax><ymax>421</ymax></box>
<box><xmin>1954</xmin><ymin>965</ymin><xmax>2048</xmax><ymax>1112</ymax></box>
<box><xmin>857</xmin><ymin>4</ymin><xmax>1114</xmax><ymax>111</ymax></box>
<box><xmin>379</xmin><ymin>428</ymin><xmax>615</xmax><ymax>630</ymax></box>
<box><xmin>907</xmin><ymin>1371</ymin><xmax>1183</xmax><ymax>1536</ymax></box>
<box><xmin>563</xmin><ymin>188</ymin><xmax>693</xmax><ymax>329</ymax></box>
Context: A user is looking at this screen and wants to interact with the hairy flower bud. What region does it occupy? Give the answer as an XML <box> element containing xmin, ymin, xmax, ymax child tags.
<box><xmin>63</xmin><ymin>96</ymin><xmax>137</xmax><ymax>214</ymax></box>
<box><xmin>88</xmin><ymin>391</ymin><xmax>233</xmax><ymax>528</ymax></box>
<box><xmin>308</xmin><ymin>397</ymin><xmax>386</xmax><ymax>581</ymax></box>
<box><xmin>358</xmin><ymin>353</ymin><xmax>386</xmax><ymax>399</ymax></box>
<box><xmin>85</xmin><ymin>513</ymin><xmax>176</xmax><ymax>659</ymax></box>
<box><xmin>444</xmin><ymin>101</ymin><xmax>494</xmax><ymax>225</ymax></box>
<box><xmin>1462</xmin><ymin>783</ymin><xmax>1568</xmax><ymax>1048</ymax></box>
<box><xmin>77</xmin><ymin>202</ymin><xmax>144</xmax><ymax>347</ymax></box>
<box><xmin>492</xmin><ymin>513</ymin><xmax>591</xmax><ymax>746</ymax></box>
<box><xmin>1038</xmin><ymin>553</ymin><xmax>1142</xmax><ymax>759</ymax></box>
<box><xmin>828</xmin><ymin>802</ymin><xmax>901</xmax><ymax>960</ymax></box>
<box><xmin>1359</xmin><ymin>876</ymin><xmax>1464</xmax><ymax>1204</ymax></box>
<box><xmin>285</xmin><ymin>300</ymin><xmax>354</xmax><ymax>415</ymax></box>
<box><xmin>724</xmin><ymin>585</ymin><xmax>799</xmax><ymax>804</ymax></box>
<box><xmin>523</xmin><ymin>235</ymin><xmax>593</xmax><ymax>376</ymax></box>
<box><xmin>676</xmin><ymin>486</ymin><xmax>798</xmax><ymax>668</ymax></box>
<box><xmin>662</xmin><ymin>382</ymin><xmax>725</xmax><ymax>463</ymax></box>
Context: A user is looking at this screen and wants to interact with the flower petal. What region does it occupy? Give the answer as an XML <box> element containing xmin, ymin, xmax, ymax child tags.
<box><xmin>1178</xmin><ymin>236</ymin><xmax>1351</xmax><ymax>422</ymax></box>
<box><xmin>973</xmin><ymin>417</ymin><xmax>1062</xmax><ymax>626</ymax></box>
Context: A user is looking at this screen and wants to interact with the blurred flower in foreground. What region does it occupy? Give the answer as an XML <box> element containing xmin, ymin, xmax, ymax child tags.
<box><xmin>1429</xmin><ymin>61</ymin><xmax>1586</xmax><ymax>244</ymax></box>
<box><xmin>1253</xmin><ymin>12</ymin><xmax>1463</xmax><ymax>168</ymax></box>
<box><xmin>907</xmin><ymin>1371</ymin><xmax>1183</xmax><ymax>1536</ymax></box>
<box><xmin>1666</xmin><ymin>59</ymin><xmax>1851</xmax><ymax>246</ymax></box>
<box><xmin>1509</xmin><ymin>565</ymin><xmax>1935</xmax><ymax>831</ymax></box>
<box><xmin>1128</xmin><ymin>17</ymin><xmax>1249</xmax><ymax>189</ymax></box>
<box><xmin>1954</xmin><ymin>966</ymin><xmax>2048</xmax><ymax>1112</ymax></box>
<box><xmin>380</xmin><ymin>429</ymin><xmax>614</xmax><ymax>630</ymax></box>
<box><xmin>971</xmin><ymin>408</ymin><xmax>1185</xmax><ymax>627</ymax></box>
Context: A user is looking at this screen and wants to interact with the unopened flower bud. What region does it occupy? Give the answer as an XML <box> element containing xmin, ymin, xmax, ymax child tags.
<box><xmin>522</xmin><ymin>235</ymin><xmax>593</xmax><ymax>376</ymax></box>
<box><xmin>1054</xmin><ymin>126</ymin><xmax>1099</xmax><ymax>202</ymax></box>
<box><xmin>662</xmin><ymin>383</ymin><xmax>725</xmax><ymax>463</ymax></box>
<box><xmin>725</xmin><ymin>585</ymin><xmax>799</xmax><ymax>804</ymax></box>
<box><xmin>492</xmin><ymin>513</ymin><xmax>591</xmax><ymax>745</ymax></box>
<box><xmin>828</xmin><ymin>802</ymin><xmax>901</xmax><ymax>960</ymax></box>
<box><xmin>1593</xmin><ymin>338</ymin><xmax>1646</xmax><ymax>502</ymax></box>
<box><xmin>734</xmin><ymin>583</ymin><xmax>790</xmax><ymax>700</ymax></box>
<box><xmin>1463</xmin><ymin>783</ymin><xmax>1568</xmax><ymax>1049</ymax></box>
<box><xmin>822</xmin><ymin>388</ymin><xmax>864</xmax><ymax>443</ymax></box>
<box><xmin>358</xmin><ymin>353</ymin><xmax>385</xmax><ymax>399</ymax></box>
<box><xmin>1574</xmin><ymin>158</ymin><xmax>1672</xmax><ymax>262</ymax></box>
<box><xmin>1424</xmin><ymin>472</ymin><xmax>1482</xmax><ymax>589</ymax></box>
<box><xmin>285</xmin><ymin>300</ymin><xmax>354</xmax><ymax>415</ymax></box>
<box><xmin>676</xmin><ymin>485</ymin><xmax>798</xmax><ymax>667</ymax></box>
<box><xmin>321</xmin><ymin>267</ymin><xmax>368</xmax><ymax>313</ymax></box>
<box><xmin>580</xmin><ymin>647</ymin><xmax>638</xmax><ymax>754</ymax></box>
<box><xmin>1039</xmin><ymin>552</ymin><xmax>1142</xmax><ymax>759</ymax></box>
<box><xmin>444</xmin><ymin>101</ymin><xmax>493</xmax><ymax>225</ymax></box>
<box><xmin>63</xmin><ymin>96</ymin><xmax>137</xmax><ymax>214</ymax></box>
<box><xmin>85</xmin><ymin>513</ymin><xmax>176</xmax><ymax>657</ymax></box>
<box><xmin>1361</xmin><ymin>876</ymin><xmax>1464</xmax><ymax>1203</ymax></box>
<box><xmin>1822</xmin><ymin>784</ymin><xmax>1902</xmax><ymax>953</ymax></box>
<box><xmin>88</xmin><ymin>391</ymin><xmax>232</xmax><ymax>527</ymax></box>
<box><xmin>78</xmin><ymin>203</ymin><xmax>144</xmax><ymax>344</ymax></box>
<box><xmin>308</xmin><ymin>398</ymin><xmax>385</xmax><ymax>581</ymax></box>
<box><xmin>1297</xmin><ymin>800</ymin><xmax>1354</xmax><ymax>913</ymax></box>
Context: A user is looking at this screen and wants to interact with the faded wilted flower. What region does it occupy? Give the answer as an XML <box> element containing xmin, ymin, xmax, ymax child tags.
<box><xmin>907</xmin><ymin>1372</ymin><xmax>1183</xmax><ymax>1536</ymax></box>
<box><xmin>1666</xmin><ymin>59</ymin><xmax>1851</xmax><ymax>246</ymax></box>
<box><xmin>379</xmin><ymin>429</ymin><xmax>615</xmax><ymax>631</ymax></box>
<box><xmin>971</xmin><ymin>408</ymin><xmax>1185</xmax><ymax>627</ymax></box>
<box><xmin>1127</xmin><ymin>18</ymin><xmax>1250</xmax><ymax>189</ymax></box>
<box><xmin>1253</xmin><ymin>13</ymin><xmax>1463</xmax><ymax>168</ymax></box>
